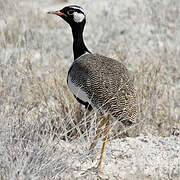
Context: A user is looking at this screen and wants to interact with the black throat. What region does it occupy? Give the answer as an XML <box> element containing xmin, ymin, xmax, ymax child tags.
<box><xmin>71</xmin><ymin>23</ymin><xmax>90</xmax><ymax>60</ymax></box>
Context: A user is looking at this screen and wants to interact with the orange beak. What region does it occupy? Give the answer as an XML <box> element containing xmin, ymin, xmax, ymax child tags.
<box><xmin>47</xmin><ymin>11</ymin><xmax>67</xmax><ymax>17</ymax></box>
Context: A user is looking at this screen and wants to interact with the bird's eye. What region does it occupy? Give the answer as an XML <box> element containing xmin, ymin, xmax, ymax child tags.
<box><xmin>67</xmin><ymin>10</ymin><xmax>74</xmax><ymax>15</ymax></box>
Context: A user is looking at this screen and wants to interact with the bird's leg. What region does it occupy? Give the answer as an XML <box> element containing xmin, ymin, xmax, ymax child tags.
<box><xmin>89</xmin><ymin>113</ymin><xmax>106</xmax><ymax>150</ymax></box>
<box><xmin>97</xmin><ymin>114</ymin><xmax>110</xmax><ymax>168</ymax></box>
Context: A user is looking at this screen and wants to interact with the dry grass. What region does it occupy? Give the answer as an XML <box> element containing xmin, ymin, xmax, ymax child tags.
<box><xmin>0</xmin><ymin>0</ymin><xmax>179</xmax><ymax>179</ymax></box>
<box><xmin>134</xmin><ymin>58</ymin><xmax>178</xmax><ymax>136</ymax></box>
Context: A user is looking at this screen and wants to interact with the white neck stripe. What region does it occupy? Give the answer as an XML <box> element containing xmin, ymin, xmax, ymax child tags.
<box><xmin>75</xmin><ymin>52</ymin><xmax>90</xmax><ymax>61</ymax></box>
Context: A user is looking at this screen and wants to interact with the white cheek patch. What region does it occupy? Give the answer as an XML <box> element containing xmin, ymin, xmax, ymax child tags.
<box><xmin>73</xmin><ymin>12</ymin><xmax>85</xmax><ymax>23</ymax></box>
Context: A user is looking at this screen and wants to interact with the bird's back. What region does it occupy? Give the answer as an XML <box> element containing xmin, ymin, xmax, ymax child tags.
<box><xmin>68</xmin><ymin>53</ymin><xmax>137</xmax><ymax>124</ymax></box>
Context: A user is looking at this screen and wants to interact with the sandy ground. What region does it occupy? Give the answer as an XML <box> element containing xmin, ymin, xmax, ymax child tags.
<box><xmin>53</xmin><ymin>134</ymin><xmax>180</xmax><ymax>179</ymax></box>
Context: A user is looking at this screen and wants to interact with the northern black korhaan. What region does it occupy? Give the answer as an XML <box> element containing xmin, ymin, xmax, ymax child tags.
<box><xmin>48</xmin><ymin>5</ymin><xmax>137</xmax><ymax>168</ymax></box>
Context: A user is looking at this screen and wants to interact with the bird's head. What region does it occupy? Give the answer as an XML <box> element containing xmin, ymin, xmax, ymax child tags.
<box><xmin>47</xmin><ymin>5</ymin><xmax>86</xmax><ymax>28</ymax></box>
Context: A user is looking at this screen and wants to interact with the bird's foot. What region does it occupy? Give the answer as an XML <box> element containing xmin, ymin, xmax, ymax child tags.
<box><xmin>81</xmin><ymin>166</ymin><xmax>109</xmax><ymax>179</ymax></box>
<box><xmin>81</xmin><ymin>166</ymin><xmax>102</xmax><ymax>176</ymax></box>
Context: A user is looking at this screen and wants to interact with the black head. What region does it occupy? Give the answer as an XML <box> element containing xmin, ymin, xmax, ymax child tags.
<box><xmin>47</xmin><ymin>5</ymin><xmax>86</xmax><ymax>28</ymax></box>
<box><xmin>48</xmin><ymin>5</ymin><xmax>90</xmax><ymax>60</ymax></box>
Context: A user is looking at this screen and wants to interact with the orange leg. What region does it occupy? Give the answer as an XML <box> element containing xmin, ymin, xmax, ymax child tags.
<box><xmin>90</xmin><ymin>117</ymin><xmax>106</xmax><ymax>150</ymax></box>
<box><xmin>97</xmin><ymin>114</ymin><xmax>111</xmax><ymax>168</ymax></box>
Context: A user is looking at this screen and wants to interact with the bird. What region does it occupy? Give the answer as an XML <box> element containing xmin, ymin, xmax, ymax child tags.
<box><xmin>47</xmin><ymin>5</ymin><xmax>137</xmax><ymax>168</ymax></box>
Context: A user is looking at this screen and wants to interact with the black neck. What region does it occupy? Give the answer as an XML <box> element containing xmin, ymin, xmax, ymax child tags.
<box><xmin>71</xmin><ymin>24</ymin><xmax>90</xmax><ymax>60</ymax></box>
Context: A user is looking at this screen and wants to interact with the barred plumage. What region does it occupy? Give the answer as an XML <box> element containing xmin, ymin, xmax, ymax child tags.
<box><xmin>68</xmin><ymin>53</ymin><xmax>137</xmax><ymax>124</ymax></box>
